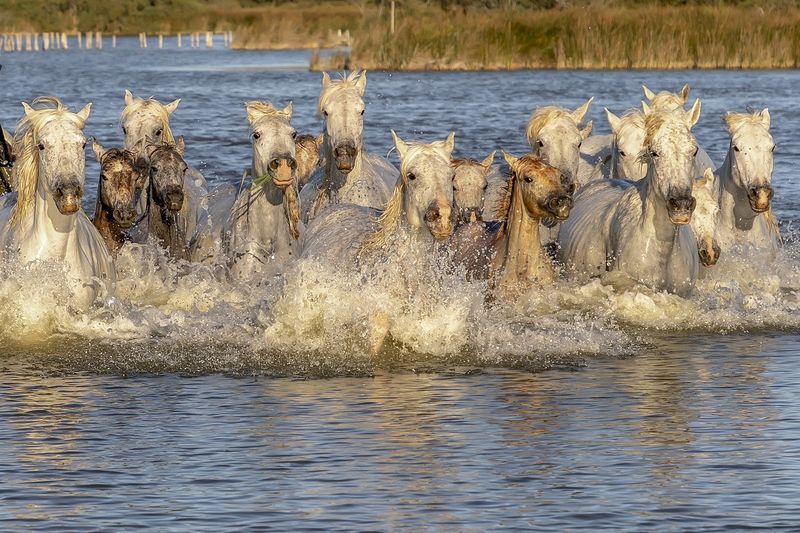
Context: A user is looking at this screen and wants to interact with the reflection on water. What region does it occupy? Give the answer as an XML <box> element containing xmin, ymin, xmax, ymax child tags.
<box><xmin>2</xmin><ymin>332</ymin><xmax>798</xmax><ymax>529</ymax></box>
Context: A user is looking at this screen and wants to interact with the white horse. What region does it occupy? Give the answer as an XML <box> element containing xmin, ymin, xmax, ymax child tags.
<box><xmin>692</xmin><ymin>168</ymin><xmax>721</xmax><ymax>268</ymax></box>
<box><xmin>0</xmin><ymin>97</ymin><xmax>114</xmax><ymax>308</ymax></box>
<box><xmin>301</xmin><ymin>130</ymin><xmax>456</xmax><ymax>352</ymax></box>
<box><xmin>714</xmin><ymin>109</ymin><xmax>780</xmax><ymax>255</ymax></box>
<box><xmin>300</xmin><ymin>71</ymin><xmax>398</xmax><ymax>222</ymax></box>
<box><xmin>190</xmin><ymin>102</ymin><xmax>301</xmax><ymax>282</ymax></box>
<box><xmin>559</xmin><ymin>104</ymin><xmax>703</xmax><ymax>296</ymax></box>
<box><xmin>120</xmin><ymin>90</ymin><xmax>207</xmax><ymax>243</ymax></box>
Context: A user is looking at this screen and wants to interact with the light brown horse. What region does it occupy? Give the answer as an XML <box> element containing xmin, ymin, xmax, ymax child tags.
<box><xmin>295</xmin><ymin>133</ymin><xmax>323</xmax><ymax>189</ymax></box>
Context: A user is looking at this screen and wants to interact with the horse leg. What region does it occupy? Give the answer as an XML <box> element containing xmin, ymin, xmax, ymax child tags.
<box><xmin>367</xmin><ymin>311</ymin><xmax>390</xmax><ymax>357</ymax></box>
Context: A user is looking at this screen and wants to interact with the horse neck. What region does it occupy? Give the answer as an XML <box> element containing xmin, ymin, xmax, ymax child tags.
<box><xmin>718</xmin><ymin>145</ymin><xmax>758</xmax><ymax>227</ymax></box>
<box><xmin>638</xmin><ymin>166</ymin><xmax>679</xmax><ymax>243</ymax></box>
<box><xmin>322</xmin><ymin>132</ymin><xmax>363</xmax><ymax>198</ymax></box>
<box><xmin>495</xmin><ymin>181</ymin><xmax>546</xmax><ymax>284</ymax></box>
<box><xmin>244</xmin><ymin>180</ymin><xmax>294</xmax><ymax>245</ymax></box>
<box><xmin>30</xmin><ymin>177</ymin><xmax>78</xmax><ymax>256</ymax></box>
<box><xmin>93</xmin><ymin>194</ymin><xmax>125</xmax><ymax>252</ymax></box>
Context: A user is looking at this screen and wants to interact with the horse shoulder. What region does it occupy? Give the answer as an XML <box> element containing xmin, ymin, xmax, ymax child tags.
<box><xmin>301</xmin><ymin>204</ymin><xmax>378</xmax><ymax>265</ymax></box>
<box><xmin>76</xmin><ymin>213</ymin><xmax>117</xmax><ymax>290</ymax></box>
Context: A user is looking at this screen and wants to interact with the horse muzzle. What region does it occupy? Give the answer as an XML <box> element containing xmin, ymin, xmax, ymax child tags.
<box><xmin>544</xmin><ymin>194</ymin><xmax>573</xmax><ymax>221</ymax></box>
<box><xmin>53</xmin><ymin>181</ymin><xmax>83</xmax><ymax>215</ymax></box>
<box><xmin>425</xmin><ymin>201</ymin><xmax>455</xmax><ymax>241</ymax></box>
<box><xmin>113</xmin><ymin>205</ymin><xmax>138</xmax><ymax>228</ymax></box>
<box><xmin>747</xmin><ymin>185</ymin><xmax>773</xmax><ymax>213</ymax></box>
<box><xmin>698</xmin><ymin>239</ymin><xmax>721</xmax><ymax>267</ymax></box>
<box><xmin>268</xmin><ymin>156</ymin><xmax>297</xmax><ymax>189</ymax></box>
<box><xmin>667</xmin><ymin>195</ymin><xmax>696</xmax><ymax>225</ymax></box>
<box><xmin>458</xmin><ymin>206</ymin><xmax>483</xmax><ymax>224</ymax></box>
<box><xmin>163</xmin><ymin>185</ymin><xmax>184</xmax><ymax>212</ymax></box>
<box><xmin>333</xmin><ymin>143</ymin><xmax>357</xmax><ymax>174</ymax></box>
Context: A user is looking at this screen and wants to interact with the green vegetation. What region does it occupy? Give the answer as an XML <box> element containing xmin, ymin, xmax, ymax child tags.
<box><xmin>3</xmin><ymin>1</ymin><xmax>800</xmax><ymax>69</ymax></box>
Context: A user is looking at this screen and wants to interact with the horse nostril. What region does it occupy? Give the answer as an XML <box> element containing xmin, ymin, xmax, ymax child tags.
<box><xmin>669</xmin><ymin>198</ymin><xmax>679</xmax><ymax>209</ymax></box>
<box><xmin>288</xmin><ymin>157</ymin><xmax>297</xmax><ymax>170</ymax></box>
<box><xmin>269</xmin><ymin>159</ymin><xmax>280</xmax><ymax>170</ymax></box>
<box><xmin>426</xmin><ymin>208</ymin><xmax>441</xmax><ymax>222</ymax></box>
<box><xmin>689</xmin><ymin>197</ymin><xmax>697</xmax><ymax>211</ymax></box>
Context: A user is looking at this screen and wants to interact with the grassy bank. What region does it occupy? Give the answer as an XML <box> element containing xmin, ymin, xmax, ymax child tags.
<box><xmin>3</xmin><ymin>1</ymin><xmax>800</xmax><ymax>69</ymax></box>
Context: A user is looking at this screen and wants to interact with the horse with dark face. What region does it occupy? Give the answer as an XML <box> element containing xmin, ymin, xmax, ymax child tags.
<box><xmin>91</xmin><ymin>139</ymin><xmax>148</xmax><ymax>254</ymax></box>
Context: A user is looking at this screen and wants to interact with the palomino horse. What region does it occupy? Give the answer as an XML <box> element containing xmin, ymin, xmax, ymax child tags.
<box><xmin>130</xmin><ymin>138</ymin><xmax>191</xmax><ymax>259</ymax></box>
<box><xmin>714</xmin><ymin>109</ymin><xmax>780</xmax><ymax>255</ymax></box>
<box><xmin>190</xmin><ymin>102</ymin><xmax>301</xmax><ymax>282</ymax></box>
<box><xmin>0</xmin><ymin>97</ymin><xmax>114</xmax><ymax>308</ymax></box>
<box><xmin>120</xmin><ymin>90</ymin><xmax>207</xmax><ymax>242</ymax></box>
<box><xmin>301</xmin><ymin>131</ymin><xmax>456</xmax><ymax>353</ymax></box>
<box><xmin>91</xmin><ymin>139</ymin><xmax>148</xmax><ymax>254</ymax></box>
<box><xmin>559</xmin><ymin>104</ymin><xmax>703</xmax><ymax>296</ymax></box>
<box><xmin>300</xmin><ymin>71</ymin><xmax>398</xmax><ymax>222</ymax></box>
<box><xmin>450</xmin><ymin>153</ymin><xmax>573</xmax><ymax>297</ymax></box>
<box><xmin>295</xmin><ymin>133</ymin><xmax>323</xmax><ymax>189</ymax></box>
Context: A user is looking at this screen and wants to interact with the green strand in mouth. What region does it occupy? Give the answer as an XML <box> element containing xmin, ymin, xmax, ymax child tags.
<box><xmin>252</xmin><ymin>172</ymin><xmax>271</xmax><ymax>188</ymax></box>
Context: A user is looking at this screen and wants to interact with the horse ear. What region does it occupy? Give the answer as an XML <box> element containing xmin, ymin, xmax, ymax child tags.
<box><xmin>283</xmin><ymin>101</ymin><xmax>293</xmax><ymax>118</ymax></box>
<box><xmin>124</xmin><ymin>89</ymin><xmax>135</xmax><ymax>106</ymax></box>
<box><xmin>355</xmin><ymin>70</ymin><xmax>367</xmax><ymax>96</ymax></box>
<box><xmin>694</xmin><ymin>168</ymin><xmax>714</xmax><ymax>191</ymax></box>
<box><xmin>680</xmin><ymin>83</ymin><xmax>690</xmax><ymax>102</ymax></box>
<box><xmin>501</xmin><ymin>150</ymin><xmax>519</xmax><ymax>170</ymax></box>
<box><xmin>175</xmin><ymin>136</ymin><xmax>185</xmax><ymax>155</ymax></box>
<box><xmin>642</xmin><ymin>85</ymin><xmax>656</xmax><ymax>101</ymax></box>
<box><xmin>391</xmin><ymin>130</ymin><xmax>408</xmax><ymax>159</ymax></box>
<box><xmin>442</xmin><ymin>132</ymin><xmax>455</xmax><ymax>158</ymax></box>
<box><xmin>165</xmin><ymin>98</ymin><xmax>181</xmax><ymax>115</ymax></box>
<box><xmin>580</xmin><ymin>120</ymin><xmax>593</xmax><ymax>140</ymax></box>
<box><xmin>21</xmin><ymin>102</ymin><xmax>34</xmax><ymax>116</ymax></box>
<box><xmin>572</xmin><ymin>97</ymin><xmax>593</xmax><ymax>123</ymax></box>
<box><xmin>605</xmin><ymin>108</ymin><xmax>622</xmax><ymax>134</ymax></box>
<box><xmin>322</xmin><ymin>72</ymin><xmax>331</xmax><ymax>88</ymax></box>
<box><xmin>686</xmin><ymin>98</ymin><xmax>702</xmax><ymax>128</ymax></box>
<box><xmin>481</xmin><ymin>150</ymin><xmax>496</xmax><ymax>168</ymax></box>
<box><xmin>760</xmin><ymin>108</ymin><xmax>771</xmax><ymax>129</ymax></box>
<box><xmin>91</xmin><ymin>137</ymin><xmax>105</xmax><ymax>162</ymax></box>
<box><xmin>642</xmin><ymin>101</ymin><xmax>652</xmax><ymax>115</ymax></box>
<box><xmin>76</xmin><ymin>103</ymin><xmax>92</xmax><ymax>127</ymax></box>
<box><xmin>244</xmin><ymin>101</ymin><xmax>260</xmax><ymax>125</ymax></box>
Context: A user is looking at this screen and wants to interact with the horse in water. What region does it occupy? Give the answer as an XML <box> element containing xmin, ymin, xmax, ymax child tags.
<box><xmin>642</xmin><ymin>83</ymin><xmax>691</xmax><ymax>112</ymax></box>
<box><xmin>130</xmin><ymin>138</ymin><xmax>191</xmax><ymax>259</ymax></box>
<box><xmin>714</xmin><ymin>109</ymin><xmax>780</xmax><ymax>256</ymax></box>
<box><xmin>190</xmin><ymin>102</ymin><xmax>301</xmax><ymax>282</ymax></box>
<box><xmin>300</xmin><ymin>70</ymin><xmax>398</xmax><ymax>222</ymax></box>
<box><xmin>301</xmin><ymin>131</ymin><xmax>456</xmax><ymax>353</ymax></box>
<box><xmin>91</xmin><ymin>139</ymin><xmax>148</xmax><ymax>254</ymax></box>
<box><xmin>120</xmin><ymin>90</ymin><xmax>207</xmax><ymax>242</ymax></box>
<box><xmin>0</xmin><ymin>97</ymin><xmax>114</xmax><ymax>308</ymax></box>
<box><xmin>692</xmin><ymin>168</ymin><xmax>721</xmax><ymax>268</ymax></box>
<box><xmin>451</xmin><ymin>153</ymin><xmax>573</xmax><ymax>297</ymax></box>
<box><xmin>294</xmin><ymin>133</ymin><xmax>323</xmax><ymax>189</ymax></box>
<box><xmin>559</xmin><ymin>103</ymin><xmax>703</xmax><ymax>296</ymax></box>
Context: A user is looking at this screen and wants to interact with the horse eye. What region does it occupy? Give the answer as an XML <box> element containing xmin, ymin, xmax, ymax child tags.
<box><xmin>122</xmin><ymin>126</ymin><xmax>127</xmax><ymax>134</ymax></box>
<box><xmin>360</xmin><ymin>109</ymin><xmax>365</xmax><ymax>116</ymax></box>
<box><xmin>101</xmin><ymin>173</ymin><xmax>108</xmax><ymax>181</ymax></box>
<box><xmin>524</xmin><ymin>176</ymin><xmax>533</xmax><ymax>183</ymax></box>
<box><xmin>482</xmin><ymin>183</ymin><xmax>488</xmax><ymax>190</ymax></box>
<box><xmin>619</xmin><ymin>150</ymin><xmax>626</xmax><ymax>157</ymax></box>
<box><xmin>82</xmin><ymin>142</ymin><xmax>87</xmax><ymax>150</ymax></box>
<box><xmin>693</xmin><ymin>147</ymin><xmax>699</xmax><ymax>157</ymax></box>
<box><xmin>771</xmin><ymin>145</ymin><xmax>776</xmax><ymax>152</ymax></box>
<box><xmin>253</xmin><ymin>132</ymin><xmax>261</xmax><ymax>140</ymax></box>
<box><xmin>151</xmin><ymin>166</ymin><xmax>159</xmax><ymax>173</ymax></box>
<box><xmin>407</xmin><ymin>172</ymin><xmax>416</xmax><ymax>181</ymax></box>
<box><xmin>37</xmin><ymin>142</ymin><xmax>45</xmax><ymax>151</ymax></box>
<box><xmin>650</xmin><ymin>150</ymin><xmax>659</xmax><ymax>158</ymax></box>
<box><xmin>292</xmin><ymin>131</ymin><xmax>297</xmax><ymax>140</ymax></box>
<box><xmin>183</xmin><ymin>166</ymin><xmax>188</xmax><ymax>173</ymax></box>
<box><xmin>537</xmin><ymin>140</ymin><xmax>544</xmax><ymax>148</ymax></box>
<box><xmin>323</xmin><ymin>110</ymin><xmax>329</xmax><ymax>117</ymax></box>
<box><xmin>733</xmin><ymin>145</ymin><xmax>740</xmax><ymax>152</ymax></box>
<box><xmin>155</xmin><ymin>129</ymin><xmax>163</xmax><ymax>137</ymax></box>
<box><xmin>578</xmin><ymin>141</ymin><xmax>582</xmax><ymax>148</ymax></box>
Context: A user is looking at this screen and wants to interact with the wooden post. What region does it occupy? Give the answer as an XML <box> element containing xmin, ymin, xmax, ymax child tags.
<box><xmin>62</xmin><ymin>32</ymin><xmax>68</xmax><ymax>49</ymax></box>
<box><xmin>177</xmin><ymin>33</ymin><xmax>182</xmax><ymax>48</ymax></box>
<box><xmin>391</xmin><ymin>0</ymin><xmax>395</xmax><ymax>35</ymax></box>
<box><xmin>206</xmin><ymin>31</ymin><xmax>212</xmax><ymax>48</ymax></box>
<box><xmin>85</xmin><ymin>31</ymin><xmax>92</xmax><ymax>49</ymax></box>
<box><xmin>33</xmin><ymin>33</ymin><xmax>40</xmax><ymax>51</ymax></box>
<box><xmin>42</xmin><ymin>33</ymin><xmax>49</xmax><ymax>51</ymax></box>
<box><xmin>96</xmin><ymin>31</ymin><xmax>102</xmax><ymax>49</ymax></box>
<box><xmin>158</xmin><ymin>33</ymin><xmax>163</xmax><ymax>49</ymax></box>
<box><xmin>77</xmin><ymin>31</ymin><xmax>82</xmax><ymax>49</ymax></box>
<box><xmin>112</xmin><ymin>34</ymin><xmax>117</xmax><ymax>48</ymax></box>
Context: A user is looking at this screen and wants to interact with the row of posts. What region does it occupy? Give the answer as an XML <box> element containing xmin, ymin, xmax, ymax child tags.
<box><xmin>0</xmin><ymin>31</ymin><xmax>235</xmax><ymax>52</ymax></box>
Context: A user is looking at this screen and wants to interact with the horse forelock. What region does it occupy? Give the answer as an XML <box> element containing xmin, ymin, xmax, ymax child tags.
<box><xmin>11</xmin><ymin>97</ymin><xmax>85</xmax><ymax>226</ymax></box>
<box><xmin>120</xmin><ymin>98</ymin><xmax>175</xmax><ymax>144</ymax></box>
<box><xmin>649</xmin><ymin>92</ymin><xmax>684</xmax><ymax>112</ymax></box>
<box><xmin>724</xmin><ymin>111</ymin><xmax>770</xmax><ymax>135</ymax></box>
<box><xmin>246</xmin><ymin>101</ymin><xmax>292</xmax><ymax>125</ymax></box>
<box><xmin>526</xmin><ymin>107</ymin><xmax>575</xmax><ymax>144</ymax></box>
<box><xmin>615</xmin><ymin>110</ymin><xmax>646</xmax><ymax>138</ymax></box>
<box><xmin>318</xmin><ymin>72</ymin><xmax>364</xmax><ymax>114</ymax></box>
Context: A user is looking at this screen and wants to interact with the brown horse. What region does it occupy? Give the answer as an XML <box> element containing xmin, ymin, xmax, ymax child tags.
<box><xmin>295</xmin><ymin>133</ymin><xmax>323</xmax><ymax>189</ymax></box>
<box><xmin>450</xmin><ymin>152</ymin><xmax>573</xmax><ymax>297</ymax></box>
<box><xmin>91</xmin><ymin>139</ymin><xmax>148</xmax><ymax>254</ymax></box>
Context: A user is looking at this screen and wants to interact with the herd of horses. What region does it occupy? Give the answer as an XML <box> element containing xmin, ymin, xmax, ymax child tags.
<box><xmin>0</xmin><ymin>70</ymin><xmax>781</xmax><ymax>350</ymax></box>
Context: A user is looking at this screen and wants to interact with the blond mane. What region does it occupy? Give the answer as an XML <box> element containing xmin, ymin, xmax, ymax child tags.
<box><xmin>615</xmin><ymin>110</ymin><xmax>646</xmax><ymax>139</ymax></box>
<box><xmin>648</xmin><ymin>93</ymin><xmax>685</xmax><ymax>112</ymax></box>
<box><xmin>318</xmin><ymin>71</ymin><xmax>364</xmax><ymax>115</ymax></box>
<box><xmin>525</xmin><ymin>106</ymin><xmax>575</xmax><ymax>145</ymax></box>
<box><xmin>245</xmin><ymin>101</ymin><xmax>292</xmax><ymax>124</ymax></box>
<box><xmin>724</xmin><ymin>111</ymin><xmax>769</xmax><ymax>134</ymax></box>
<box><xmin>120</xmin><ymin>96</ymin><xmax>175</xmax><ymax>144</ymax></box>
<box><xmin>11</xmin><ymin>96</ymin><xmax>86</xmax><ymax>226</ymax></box>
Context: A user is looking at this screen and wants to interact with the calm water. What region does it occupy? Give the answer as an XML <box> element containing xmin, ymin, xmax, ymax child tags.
<box><xmin>1</xmin><ymin>40</ymin><xmax>800</xmax><ymax>530</ymax></box>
